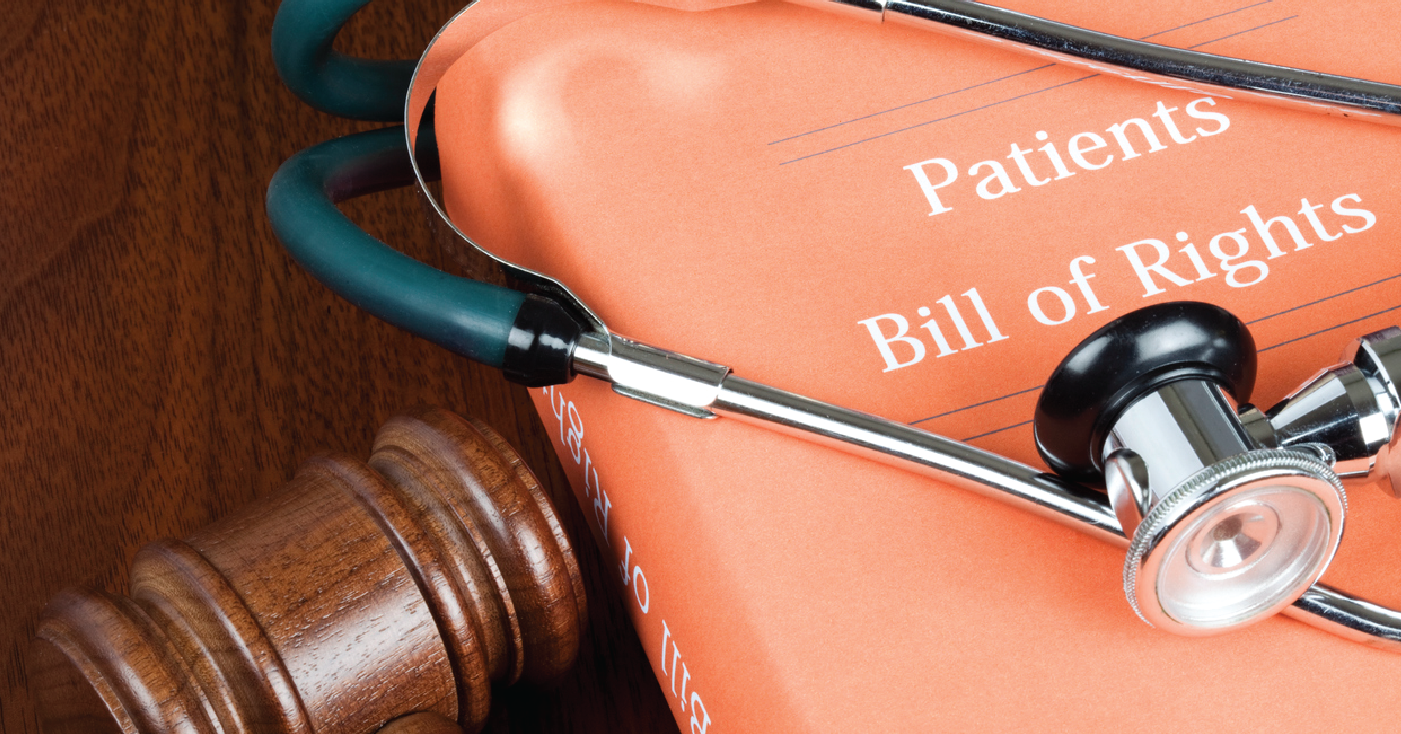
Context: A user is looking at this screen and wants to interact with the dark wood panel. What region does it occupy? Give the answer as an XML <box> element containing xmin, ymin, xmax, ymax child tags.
<box><xmin>0</xmin><ymin>1</ymin><xmax>679</xmax><ymax>732</ymax></box>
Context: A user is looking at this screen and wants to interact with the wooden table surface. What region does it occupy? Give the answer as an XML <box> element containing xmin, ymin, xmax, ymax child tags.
<box><xmin>0</xmin><ymin>1</ymin><xmax>680</xmax><ymax>731</ymax></box>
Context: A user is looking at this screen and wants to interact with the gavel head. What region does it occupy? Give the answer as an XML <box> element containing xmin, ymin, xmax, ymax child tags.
<box><xmin>27</xmin><ymin>407</ymin><xmax>586</xmax><ymax>734</ymax></box>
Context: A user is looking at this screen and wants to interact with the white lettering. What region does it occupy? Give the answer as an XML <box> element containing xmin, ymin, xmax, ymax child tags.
<box><xmin>963</xmin><ymin>287</ymin><xmax>1009</xmax><ymax>342</ymax></box>
<box><xmin>1186</xmin><ymin>97</ymin><xmax>1230</xmax><ymax>136</ymax></box>
<box><xmin>1028</xmin><ymin>286</ymin><xmax>1076</xmax><ymax>325</ymax></box>
<box><xmin>632</xmin><ymin>565</ymin><xmax>650</xmax><ymax>613</ymax></box>
<box><xmin>969</xmin><ymin>159</ymin><xmax>1021</xmax><ymax>200</ymax></box>
<box><xmin>1332</xmin><ymin>193</ymin><xmax>1377</xmax><ymax>234</ymax></box>
<box><xmin>566</xmin><ymin>401</ymin><xmax>584</xmax><ymax>463</ymax></box>
<box><xmin>1208</xmin><ymin>229</ymin><xmax>1268</xmax><ymax>287</ymax></box>
<box><xmin>937</xmin><ymin>294</ymin><xmax>982</xmax><ymax>350</ymax></box>
<box><xmin>1106</xmin><ymin>117</ymin><xmax>1166</xmax><ymax>160</ymax></box>
<box><xmin>858</xmin><ymin>314</ymin><xmax>925</xmax><ymax>372</ymax></box>
<box><xmin>1241</xmin><ymin>204</ymin><xmax>1313</xmax><ymax>258</ymax></box>
<box><xmin>903</xmin><ymin>98</ymin><xmax>1227</xmax><ymax>215</ymax></box>
<box><xmin>690</xmin><ymin>694</ymin><xmax>712</xmax><ymax>734</ymax></box>
<box><xmin>1117</xmin><ymin>239</ymin><xmax>1193</xmax><ymax>296</ymax></box>
<box><xmin>1068</xmin><ymin>131</ymin><xmax>1113</xmax><ymax>170</ymax></box>
<box><xmin>904</xmin><ymin>158</ymin><xmax>958</xmax><ymax>215</ymax></box>
<box><xmin>1067</xmin><ymin>256</ymin><xmax>1108</xmax><ymax>314</ymax></box>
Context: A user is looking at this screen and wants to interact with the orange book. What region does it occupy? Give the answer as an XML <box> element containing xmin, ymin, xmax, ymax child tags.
<box><xmin>425</xmin><ymin>1</ymin><xmax>1401</xmax><ymax>730</ymax></box>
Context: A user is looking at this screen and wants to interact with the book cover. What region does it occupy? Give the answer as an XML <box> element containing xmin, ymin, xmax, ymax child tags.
<box><xmin>428</xmin><ymin>1</ymin><xmax>1401</xmax><ymax>729</ymax></box>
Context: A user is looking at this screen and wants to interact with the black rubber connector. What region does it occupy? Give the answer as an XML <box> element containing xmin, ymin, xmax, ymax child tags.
<box><xmin>501</xmin><ymin>295</ymin><xmax>584</xmax><ymax>387</ymax></box>
<box><xmin>1033</xmin><ymin>301</ymin><xmax>1257</xmax><ymax>483</ymax></box>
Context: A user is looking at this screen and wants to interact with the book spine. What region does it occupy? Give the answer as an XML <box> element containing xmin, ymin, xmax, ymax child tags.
<box><xmin>532</xmin><ymin>383</ymin><xmax>716</xmax><ymax>734</ymax></box>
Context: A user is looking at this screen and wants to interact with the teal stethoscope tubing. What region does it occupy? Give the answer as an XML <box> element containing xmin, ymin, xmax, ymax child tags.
<box><xmin>270</xmin><ymin>0</ymin><xmax>585</xmax><ymax>384</ymax></box>
<box><xmin>266</xmin><ymin>126</ymin><xmax>524</xmax><ymax>368</ymax></box>
<box><xmin>271</xmin><ymin>0</ymin><xmax>416</xmax><ymax>121</ymax></box>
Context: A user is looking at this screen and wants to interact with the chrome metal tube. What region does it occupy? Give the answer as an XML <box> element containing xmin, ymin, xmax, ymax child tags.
<box><xmin>1105</xmin><ymin>380</ymin><xmax>1257</xmax><ymax>506</ymax></box>
<box><xmin>573</xmin><ymin>332</ymin><xmax>1121</xmax><ymax>540</ymax></box>
<box><xmin>571</xmin><ymin>331</ymin><xmax>1401</xmax><ymax>650</ymax></box>
<box><xmin>1287</xmin><ymin>585</ymin><xmax>1401</xmax><ymax>651</ymax></box>
<box><xmin>712</xmin><ymin>374</ymin><xmax>1125</xmax><ymax>543</ymax></box>
<box><xmin>806</xmin><ymin>0</ymin><xmax>1401</xmax><ymax>125</ymax></box>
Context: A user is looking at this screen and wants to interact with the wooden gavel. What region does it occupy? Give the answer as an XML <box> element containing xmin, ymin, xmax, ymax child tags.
<box><xmin>28</xmin><ymin>407</ymin><xmax>586</xmax><ymax>734</ymax></box>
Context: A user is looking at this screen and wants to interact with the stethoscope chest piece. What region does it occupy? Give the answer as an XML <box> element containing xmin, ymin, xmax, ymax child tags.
<box><xmin>1035</xmin><ymin>303</ymin><xmax>1346</xmax><ymax>634</ymax></box>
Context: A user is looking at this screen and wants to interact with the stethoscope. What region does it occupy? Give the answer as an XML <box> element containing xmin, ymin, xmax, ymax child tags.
<box><xmin>267</xmin><ymin>0</ymin><xmax>1401</xmax><ymax>647</ymax></box>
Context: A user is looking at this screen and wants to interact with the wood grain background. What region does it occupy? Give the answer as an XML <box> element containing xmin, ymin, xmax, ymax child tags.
<box><xmin>0</xmin><ymin>1</ymin><xmax>680</xmax><ymax>731</ymax></box>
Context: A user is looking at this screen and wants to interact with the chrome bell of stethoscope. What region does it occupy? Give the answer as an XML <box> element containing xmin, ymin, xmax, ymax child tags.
<box><xmin>1035</xmin><ymin>303</ymin><xmax>1401</xmax><ymax>634</ymax></box>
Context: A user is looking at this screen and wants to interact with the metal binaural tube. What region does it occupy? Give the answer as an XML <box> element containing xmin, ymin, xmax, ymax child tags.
<box><xmin>1288</xmin><ymin>585</ymin><xmax>1401</xmax><ymax>651</ymax></box>
<box><xmin>712</xmin><ymin>374</ymin><xmax>1126</xmax><ymax>542</ymax></box>
<box><xmin>792</xmin><ymin>0</ymin><xmax>1401</xmax><ymax>126</ymax></box>
<box><xmin>572</xmin><ymin>332</ymin><xmax>1123</xmax><ymax>541</ymax></box>
<box><xmin>572</xmin><ymin>331</ymin><xmax>1401</xmax><ymax>649</ymax></box>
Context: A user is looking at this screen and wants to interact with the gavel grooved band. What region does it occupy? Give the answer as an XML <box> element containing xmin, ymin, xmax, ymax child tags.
<box><xmin>28</xmin><ymin>407</ymin><xmax>585</xmax><ymax>734</ymax></box>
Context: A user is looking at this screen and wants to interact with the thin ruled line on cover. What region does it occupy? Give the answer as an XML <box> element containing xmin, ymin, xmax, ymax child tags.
<box><xmin>963</xmin><ymin>419</ymin><xmax>1033</xmax><ymax>442</ymax></box>
<box><xmin>911</xmin><ymin>274</ymin><xmax>1400</xmax><ymax>431</ymax></box>
<box><xmin>778</xmin><ymin>75</ymin><xmax>1097</xmax><ymax>166</ymax></box>
<box><xmin>776</xmin><ymin>4</ymin><xmax>1298</xmax><ymax>165</ymax></box>
<box><xmin>1141</xmin><ymin>0</ymin><xmax>1275</xmax><ymax>40</ymax></box>
<box><xmin>1259</xmin><ymin>302</ymin><xmax>1401</xmax><ymax>353</ymax></box>
<box><xmin>910</xmin><ymin>383</ymin><xmax>1044</xmax><ymax>426</ymax></box>
<box><xmin>1187</xmin><ymin>15</ymin><xmax>1297</xmax><ymax>49</ymax></box>
<box><xmin>772</xmin><ymin>0</ymin><xmax>1279</xmax><ymax>145</ymax></box>
<box><xmin>956</xmin><ymin>303</ymin><xmax>1401</xmax><ymax>441</ymax></box>
<box><xmin>1250</xmin><ymin>271</ymin><xmax>1401</xmax><ymax>325</ymax></box>
<box><xmin>767</xmin><ymin>64</ymin><xmax>1055</xmax><ymax>145</ymax></box>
